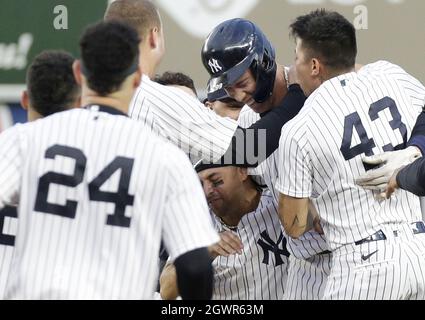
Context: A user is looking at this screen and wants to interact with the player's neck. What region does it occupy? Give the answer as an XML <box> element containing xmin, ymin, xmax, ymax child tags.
<box><xmin>27</xmin><ymin>108</ymin><xmax>43</xmax><ymax>122</ymax></box>
<box><xmin>140</xmin><ymin>61</ymin><xmax>156</xmax><ymax>79</ymax></box>
<box><xmin>324</xmin><ymin>66</ymin><xmax>356</xmax><ymax>82</ymax></box>
<box><xmin>237</xmin><ymin>185</ymin><xmax>262</xmax><ymax>218</ymax></box>
<box><xmin>140</xmin><ymin>49</ymin><xmax>159</xmax><ymax>79</ymax></box>
<box><xmin>80</xmin><ymin>84</ymin><xmax>133</xmax><ymax>115</ymax></box>
<box><xmin>82</xmin><ymin>95</ymin><xmax>130</xmax><ymax>115</ymax></box>
<box><xmin>217</xmin><ymin>188</ymin><xmax>261</xmax><ymax>227</ymax></box>
<box><xmin>270</xmin><ymin>65</ymin><xmax>289</xmax><ymax>109</ymax></box>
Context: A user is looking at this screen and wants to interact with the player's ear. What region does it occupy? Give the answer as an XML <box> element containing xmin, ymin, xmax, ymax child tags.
<box><xmin>21</xmin><ymin>90</ymin><xmax>29</xmax><ymax>111</ymax></box>
<box><xmin>311</xmin><ymin>58</ymin><xmax>320</xmax><ymax>77</ymax></box>
<box><xmin>72</xmin><ymin>60</ymin><xmax>83</xmax><ymax>86</ymax></box>
<box><xmin>149</xmin><ymin>27</ymin><xmax>158</xmax><ymax>49</ymax></box>
<box><xmin>237</xmin><ymin>167</ymin><xmax>249</xmax><ymax>181</ymax></box>
<box><xmin>205</xmin><ymin>101</ymin><xmax>214</xmax><ymax>110</ymax></box>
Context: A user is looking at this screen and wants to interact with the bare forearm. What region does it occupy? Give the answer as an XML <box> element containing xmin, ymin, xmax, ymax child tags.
<box><xmin>159</xmin><ymin>263</ymin><xmax>179</xmax><ymax>300</ymax></box>
<box><xmin>286</xmin><ymin>211</ymin><xmax>314</xmax><ymax>238</ymax></box>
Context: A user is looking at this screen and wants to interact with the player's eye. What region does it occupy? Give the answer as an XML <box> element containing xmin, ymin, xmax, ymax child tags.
<box><xmin>235</xmin><ymin>80</ymin><xmax>247</xmax><ymax>88</ymax></box>
<box><xmin>212</xmin><ymin>180</ymin><xmax>223</xmax><ymax>188</ymax></box>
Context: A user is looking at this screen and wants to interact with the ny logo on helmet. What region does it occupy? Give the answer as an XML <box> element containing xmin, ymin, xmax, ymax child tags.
<box><xmin>208</xmin><ymin>58</ymin><xmax>223</xmax><ymax>74</ymax></box>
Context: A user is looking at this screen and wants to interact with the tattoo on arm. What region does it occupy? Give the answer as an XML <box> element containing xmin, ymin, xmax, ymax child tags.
<box><xmin>291</xmin><ymin>211</ymin><xmax>314</xmax><ymax>234</ymax></box>
<box><xmin>291</xmin><ymin>216</ymin><xmax>306</xmax><ymax>230</ymax></box>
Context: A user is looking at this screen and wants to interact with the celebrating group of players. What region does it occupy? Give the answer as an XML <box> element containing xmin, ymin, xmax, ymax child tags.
<box><xmin>1</xmin><ymin>0</ymin><xmax>425</xmax><ymax>300</ymax></box>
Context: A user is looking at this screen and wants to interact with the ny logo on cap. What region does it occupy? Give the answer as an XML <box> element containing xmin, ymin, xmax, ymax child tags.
<box><xmin>208</xmin><ymin>58</ymin><xmax>223</xmax><ymax>74</ymax></box>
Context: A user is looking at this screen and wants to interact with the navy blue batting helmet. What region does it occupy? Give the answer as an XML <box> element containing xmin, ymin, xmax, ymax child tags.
<box><xmin>201</xmin><ymin>18</ymin><xmax>276</xmax><ymax>103</ymax></box>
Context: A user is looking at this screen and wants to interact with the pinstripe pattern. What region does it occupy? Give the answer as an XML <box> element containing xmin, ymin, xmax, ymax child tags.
<box><xmin>323</xmin><ymin>224</ymin><xmax>425</xmax><ymax>300</ymax></box>
<box><xmin>129</xmin><ymin>75</ymin><xmax>238</xmax><ymax>164</ymax></box>
<box><xmin>0</xmin><ymin>126</ymin><xmax>21</xmax><ymax>300</ymax></box>
<box><xmin>277</xmin><ymin>61</ymin><xmax>425</xmax><ymax>250</ymax></box>
<box><xmin>277</xmin><ymin>60</ymin><xmax>425</xmax><ymax>300</ymax></box>
<box><xmin>238</xmin><ymin>103</ymin><xmax>331</xmax><ymax>300</ymax></box>
<box><xmin>0</xmin><ymin>106</ymin><xmax>219</xmax><ymax>299</ymax></box>
<box><xmin>283</xmin><ymin>253</ymin><xmax>332</xmax><ymax>300</ymax></box>
<box><xmin>238</xmin><ymin>106</ymin><xmax>329</xmax><ymax>259</ymax></box>
<box><xmin>0</xmin><ymin>206</ymin><xmax>17</xmax><ymax>299</ymax></box>
<box><xmin>211</xmin><ymin>191</ymin><xmax>288</xmax><ymax>300</ymax></box>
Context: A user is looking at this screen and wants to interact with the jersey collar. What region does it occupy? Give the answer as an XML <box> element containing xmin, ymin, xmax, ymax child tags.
<box><xmin>84</xmin><ymin>104</ymin><xmax>128</xmax><ymax>117</ymax></box>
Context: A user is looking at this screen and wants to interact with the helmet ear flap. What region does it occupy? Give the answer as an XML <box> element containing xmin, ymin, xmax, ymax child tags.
<box><xmin>251</xmin><ymin>32</ymin><xmax>277</xmax><ymax>103</ymax></box>
<box><xmin>262</xmin><ymin>48</ymin><xmax>273</xmax><ymax>70</ymax></box>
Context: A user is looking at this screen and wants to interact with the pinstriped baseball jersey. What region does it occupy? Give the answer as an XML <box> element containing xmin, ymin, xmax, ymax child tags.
<box><xmin>238</xmin><ymin>107</ymin><xmax>329</xmax><ymax>259</ymax></box>
<box><xmin>211</xmin><ymin>190</ymin><xmax>289</xmax><ymax>300</ymax></box>
<box><xmin>276</xmin><ymin>61</ymin><xmax>425</xmax><ymax>251</ymax></box>
<box><xmin>129</xmin><ymin>75</ymin><xmax>238</xmax><ymax>164</ymax></box>
<box><xmin>0</xmin><ymin>206</ymin><xmax>17</xmax><ymax>299</ymax></box>
<box><xmin>0</xmin><ymin>106</ymin><xmax>219</xmax><ymax>299</ymax></box>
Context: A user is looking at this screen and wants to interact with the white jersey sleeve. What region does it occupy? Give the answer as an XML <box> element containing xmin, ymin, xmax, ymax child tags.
<box><xmin>238</xmin><ymin>105</ymin><xmax>260</xmax><ymax>128</ymax></box>
<box><xmin>130</xmin><ymin>76</ymin><xmax>239</xmax><ymax>163</ymax></box>
<box><xmin>161</xmin><ymin>144</ymin><xmax>219</xmax><ymax>261</ymax></box>
<box><xmin>275</xmin><ymin>116</ymin><xmax>313</xmax><ymax>198</ymax></box>
<box><xmin>0</xmin><ymin>125</ymin><xmax>24</xmax><ymax>209</ymax></box>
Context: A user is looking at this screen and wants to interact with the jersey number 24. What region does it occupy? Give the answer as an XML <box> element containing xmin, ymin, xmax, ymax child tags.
<box><xmin>34</xmin><ymin>145</ymin><xmax>134</xmax><ymax>228</ymax></box>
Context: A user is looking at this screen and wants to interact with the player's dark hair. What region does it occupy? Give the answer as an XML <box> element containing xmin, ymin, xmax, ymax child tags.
<box><xmin>290</xmin><ymin>9</ymin><xmax>357</xmax><ymax>71</ymax></box>
<box><xmin>26</xmin><ymin>50</ymin><xmax>80</xmax><ymax>117</ymax></box>
<box><xmin>104</xmin><ymin>0</ymin><xmax>161</xmax><ymax>37</ymax></box>
<box><xmin>79</xmin><ymin>20</ymin><xmax>140</xmax><ymax>96</ymax></box>
<box><xmin>154</xmin><ymin>72</ymin><xmax>198</xmax><ymax>97</ymax></box>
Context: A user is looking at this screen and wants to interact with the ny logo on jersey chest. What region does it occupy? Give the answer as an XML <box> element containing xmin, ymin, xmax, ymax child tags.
<box><xmin>257</xmin><ymin>231</ymin><xmax>289</xmax><ymax>266</ymax></box>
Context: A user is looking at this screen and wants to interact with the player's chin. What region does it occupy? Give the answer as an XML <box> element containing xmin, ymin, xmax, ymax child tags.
<box><xmin>208</xmin><ymin>198</ymin><xmax>223</xmax><ymax>211</ymax></box>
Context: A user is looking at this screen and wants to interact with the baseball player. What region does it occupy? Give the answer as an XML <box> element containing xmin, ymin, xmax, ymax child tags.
<box><xmin>20</xmin><ymin>51</ymin><xmax>81</xmax><ymax>121</ymax></box>
<box><xmin>204</xmin><ymin>98</ymin><xmax>245</xmax><ymax>121</ymax></box>
<box><xmin>277</xmin><ymin>9</ymin><xmax>425</xmax><ymax>299</ymax></box>
<box><xmin>0</xmin><ymin>21</ymin><xmax>218</xmax><ymax>300</ymax></box>
<box><xmin>104</xmin><ymin>0</ymin><xmax>305</xmax><ymax>166</ymax></box>
<box><xmin>201</xmin><ymin>18</ymin><xmax>331</xmax><ymax>300</ymax></box>
<box><xmin>154</xmin><ymin>71</ymin><xmax>198</xmax><ymax>98</ymax></box>
<box><xmin>160</xmin><ymin>163</ymin><xmax>289</xmax><ymax>300</ymax></box>
<box><xmin>0</xmin><ymin>50</ymin><xmax>81</xmax><ymax>299</ymax></box>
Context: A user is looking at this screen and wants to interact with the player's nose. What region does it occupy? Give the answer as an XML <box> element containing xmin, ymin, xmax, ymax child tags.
<box><xmin>203</xmin><ymin>182</ymin><xmax>214</xmax><ymax>196</ymax></box>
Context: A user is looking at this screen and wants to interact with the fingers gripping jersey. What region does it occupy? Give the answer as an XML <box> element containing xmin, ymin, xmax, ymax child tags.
<box><xmin>0</xmin><ymin>107</ymin><xmax>219</xmax><ymax>299</ymax></box>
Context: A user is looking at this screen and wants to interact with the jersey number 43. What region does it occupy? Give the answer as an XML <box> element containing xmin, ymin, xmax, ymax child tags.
<box><xmin>340</xmin><ymin>96</ymin><xmax>407</xmax><ymax>169</ymax></box>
